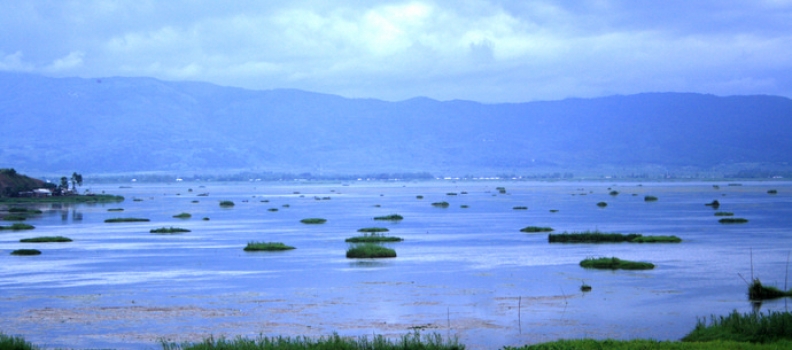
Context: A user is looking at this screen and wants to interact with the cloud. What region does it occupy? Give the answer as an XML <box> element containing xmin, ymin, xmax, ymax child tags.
<box><xmin>1</xmin><ymin>0</ymin><xmax>791</xmax><ymax>102</ymax></box>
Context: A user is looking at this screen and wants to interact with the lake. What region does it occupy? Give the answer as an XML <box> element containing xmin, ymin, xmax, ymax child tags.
<box><xmin>1</xmin><ymin>180</ymin><xmax>791</xmax><ymax>349</ymax></box>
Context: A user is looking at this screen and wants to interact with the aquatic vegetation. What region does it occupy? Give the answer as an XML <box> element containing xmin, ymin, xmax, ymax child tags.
<box><xmin>644</xmin><ymin>195</ymin><xmax>658</xmax><ymax>202</ymax></box>
<box><xmin>0</xmin><ymin>333</ymin><xmax>38</xmax><ymax>350</ymax></box>
<box><xmin>580</xmin><ymin>257</ymin><xmax>655</xmax><ymax>270</ymax></box>
<box><xmin>300</xmin><ymin>218</ymin><xmax>327</xmax><ymax>224</ymax></box>
<box><xmin>682</xmin><ymin>310</ymin><xmax>792</xmax><ymax>343</ymax></box>
<box><xmin>496</xmin><ymin>186</ymin><xmax>507</xmax><ymax>194</ymax></box>
<box><xmin>173</xmin><ymin>212</ymin><xmax>192</xmax><ymax>219</ymax></box>
<box><xmin>446</xmin><ymin>192</ymin><xmax>458</xmax><ymax>196</ymax></box>
<box><xmin>107</xmin><ymin>208</ymin><xmax>124</xmax><ymax>212</ymax></box>
<box><xmin>0</xmin><ymin>223</ymin><xmax>35</xmax><ymax>230</ymax></box>
<box><xmin>161</xmin><ymin>332</ymin><xmax>462</xmax><ymax>350</ymax></box>
<box><xmin>346</xmin><ymin>243</ymin><xmax>396</xmax><ymax>258</ymax></box>
<box><xmin>506</xmin><ymin>339</ymin><xmax>790</xmax><ymax>349</ymax></box>
<box><xmin>358</xmin><ymin>227</ymin><xmax>390</xmax><ymax>233</ymax></box>
<box><xmin>105</xmin><ymin>218</ymin><xmax>150</xmax><ymax>223</ymax></box>
<box><xmin>748</xmin><ymin>279</ymin><xmax>792</xmax><ymax>300</ymax></box>
<box><xmin>705</xmin><ymin>200</ymin><xmax>720</xmax><ymax>209</ymax></box>
<box><xmin>581</xmin><ymin>282</ymin><xmax>592</xmax><ymax>292</ymax></box>
<box><xmin>596</xmin><ymin>201</ymin><xmax>607</xmax><ymax>207</ymax></box>
<box><xmin>719</xmin><ymin>218</ymin><xmax>748</xmax><ymax>224</ymax></box>
<box><xmin>520</xmin><ymin>226</ymin><xmax>554</xmax><ymax>233</ymax></box>
<box><xmin>767</xmin><ymin>189</ymin><xmax>778</xmax><ymax>194</ymax></box>
<box><xmin>244</xmin><ymin>242</ymin><xmax>295</xmax><ymax>251</ymax></box>
<box><xmin>609</xmin><ymin>190</ymin><xmax>619</xmax><ymax>196</ymax></box>
<box><xmin>10</xmin><ymin>249</ymin><xmax>41</xmax><ymax>256</ymax></box>
<box><xmin>714</xmin><ymin>212</ymin><xmax>734</xmax><ymax>216</ymax></box>
<box><xmin>345</xmin><ymin>233</ymin><xmax>404</xmax><ymax>243</ymax></box>
<box><xmin>374</xmin><ymin>214</ymin><xmax>403</xmax><ymax>221</ymax></box>
<box><xmin>19</xmin><ymin>236</ymin><xmax>72</xmax><ymax>243</ymax></box>
<box><xmin>219</xmin><ymin>200</ymin><xmax>235</xmax><ymax>207</ymax></box>
<box><xmin>549</xmin><ymin>231</ymin><xmax>650</xmax><ymax>243</ymax></box>
<box><xmin>549</xmin><ymin>209</ymin><xmax>559</xmax><ymax>213</ymax></box>
<box><xmin>513</xmin><ymin>206</ymin><xmax>528</xmax><ymax>210</ymax></box>
<box><xmin>416</xmin><ymin>195</ymin><xmax>424</xmax><ymax>199</ymax></box>
<box><xmin>431</xmin><ymin>201</ymin><xmax>450</xmax><ymax>208</ymax></box>
<box><xmin>2</xmin><ymin>215</ymin><xmax>26</xmax><ymax>221</ymax></box>
<box><xmin>267</xmin><ymin>208</ymin><xmax>278</xmax><ymax>212</ymax></box>
<box><xmin>630</xmin><ymin>235</ymin><xmax>682</xmax><ymax>243</ymax></box>
<box><xmin>150</xmin><ymin>227</ymin><xmax>191</xmax><ymax>234</ymax></box>
<box><xmin>202</xmin><ymin>217</ymin><xmax>210</xmax><ymax>221</ymax></box>
<box><xmin>460</xmin><ymin>205</ymin><xmax>469</xmax><ymax>208</ymax></box>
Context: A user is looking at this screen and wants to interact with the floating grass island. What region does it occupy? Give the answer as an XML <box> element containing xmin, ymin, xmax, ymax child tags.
<box><xmin>0</xmin><ymin>223</ymin><xmax>35</xmax><ymax>230</ymax></box>
<box><xmin>431</xmin><ymin>201</ymin><xmax>450</xmax><ymax>208</ymax></box>
<box><xmin>345</xmin><ymin>233</ymin><xmax>404</xmax><ymax>243</ymax></box>
<box><xmin>243</xmin><ymin>242</ymin><xmax>295</xmax><ymax>251</ymax></box>
<box><xmin>768</xmin><ymin>189</ymin><xmax>778</xmax><ymax>194</ymax></box>
<box><xmin>520</xmin><ymin>226</ymin><xmax>554</xmax><ymax>233</ymax></box>
<box><xmin>513</xmin><ymin>206</ymin><xmax>528</xmax><ymax>210</ymax></box>
<box><xmin>705</xmin><ymin>200</ymin><xmax>720</xmax><ymax>208</ymax></box>
<box><xmin>719</xmin><ymin>218</ymin><xmax>749</xmax><ymax>224</ymax></box>
<box><xmin>580</xmin><ymin>257</ymin><xmax>655</xmax><ymax>270</ymax></box>
<box><xmin>549</xmin><ymin>231</ymin><xmax>681</xmax><ymax>243</ymax></box>
<box><xmin>107</xmin><ymin>208</ymin><xmax>124</xmax><ymax>212</ymax></box>
<box><xmin>358</xmin><ymin>227</ymin><xmax>390</xmax><ymax>233</ymax></box>
<box><xmin>748</xmin><ymin>279</ymin><xmax>792</xmax><ymax>300</ymax></box>
<box><xmin>2</xmin><ymin>215</ymin><xmax>26</xmax><ymax>221</ymax></box>
<box><xmin>609</xmin><ymin>190</ymin><xmax>619</xmax><ymax>196</ymax></box>
<box><xmin>374</xmin><ymin>214</ymin><xmax>403</xmax><ymax>221</ymax></box>
<box><xmin>346</xmin><ymin>243</ymin><xmax>396</xmax><ymax>258</ymax></box>
<box><xmin>105</xmin><ymin>218</ymin><xmax>150</xmax><ymax>223</ymax></box>
<box><xmin>150</xmin><ymin>227</ymin><xmax>191</xmax><ymax>234</ymax></box>
<box><xmin>644</xmin><ymin>195</ymin><xmax>658</xmax><ymax>202</ymax></box>
<box><xmin>300</xmin><ymin>218</ymin><xmax>327</xmax><ymax>224</ymax></box>
<box><xmin>173</xmin><ymin>212</ymin><xmax>192</xmax><ymax>219</ymax></box>
<box><xmin>219</xmin><ymin>200</ymin><xmax>235</xmax><ymax>207</ymax></box>
<box><xmin>714</xmin><ymin>211</ymin><xmax>734</xmax><ymax>216</ymax></box>
<box><xmin>596</xmin><ymin>201</ymin><xmax>607</xmax><ymax>207</ymax></box>
<box><xmin>19</xmin><ymin>236</ymin><xmax>72</xmax><ymax>243</ymax></box>
<box><xmin>10</xmin><ymin>249</ymin><xmax>41</xmax><ymax>256</ymax></box>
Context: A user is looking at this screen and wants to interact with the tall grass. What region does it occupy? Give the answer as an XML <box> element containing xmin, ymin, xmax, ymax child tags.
<box><xmin>162</xmin><ymin>332</ymin><xmax>463</xmax><ymax>350</ymax></box>
<box><xmin>505</xmin><ymin>339</ymin><xmax>791</xmax><ymax>349</ymax></box>
<box><xmin>748</xmin><ymin>279</ymin><xmax>792</xmax><ymax>300</ymax></box>
<box><xmin>0</xmin><ymin>333</ymin><xmax>38</xmax><ymax>350</ymax></box>
<box><xmin>682</xmin><ymin>310</ymin><xmax>792</xmax><ymax>343</ymax></box>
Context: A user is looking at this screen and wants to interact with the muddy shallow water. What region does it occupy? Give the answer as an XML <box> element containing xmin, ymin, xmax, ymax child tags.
<box><xmin>1</xmin><ymin>181</ymin><xmax>791</xmax><ymax>349</ymax></box>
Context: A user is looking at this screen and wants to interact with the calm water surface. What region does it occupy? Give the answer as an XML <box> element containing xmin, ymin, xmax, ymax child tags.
<box><xmin>1</xmin><ymin>181</ymin><xmax>791</xmax><ymax>349</ymax></box>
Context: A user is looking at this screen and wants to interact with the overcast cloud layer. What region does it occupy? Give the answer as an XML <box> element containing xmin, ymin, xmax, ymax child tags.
<box><xmin>2</xmin><ymin>0</ymin><xmax>791</xmax><ymax>102</ymax></box>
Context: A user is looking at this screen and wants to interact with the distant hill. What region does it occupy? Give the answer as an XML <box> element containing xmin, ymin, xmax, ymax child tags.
<box><xmin>2</xmin><ymin>72</ymin><xmax>791</xmax><ymax>177</ymax></box>
<box><xmin>0</xmin><ymin>168</ymin><xmax>49</xmax><ymax>197</ymax></box>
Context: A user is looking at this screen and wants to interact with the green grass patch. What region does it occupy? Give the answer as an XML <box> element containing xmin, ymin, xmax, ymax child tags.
<box><xmin>358</xmin><ymin>227</ymin><xmax>390</xmax><ymax>233</ymax></box>
<box><xmin>580</xmin><ymin>257</ymin><xmax>655</xmax><ymax>270</ymax></box>
<box><xmin>0</xmin><ymin>333</ymin><xmax>38</xmax><ymax>350</ymax></box>
<box><xmin>645</xmin><ymin>195</ymin><xmax>658</xmax><ymax>201</ymax></box>
<box><xmin>719</xmin><ymin>218</ymin><xmax>748</xmax><ymax>224</ymax></box>
<box><xmin>431</xmin><ymin>201</ymin><xmax>450</xmax><ymax>208</ymax></box>
<box><xmin>11</xmin><ymin>249</ymin><xmax>41</xmax><ymax>256</ymax></box>
<box><xmin>219</xmin><ymin>200</ymin><xmax>235</xmax><ymax>207</ymax></box>
<box><xmin>162</xmin><ymin>332</ymin><xmax>462</xmax><ymax>350</ymax></box>
<box><xmin>243</xmin><ymin>242</ymin><xmax>295</xmax><ymax>251</ymax></box>
<box><xmin>505</xmin><ymin>339</ymin><xmax>791</xmax><ymax>350</ymax></box>
<box><xmin>173</xmin><ymin>212</ymin><xmax>192</xmax><ymax>219</ymax></box>
<box><xmin>346</xmin><ymin>243</ymin><xmax>397</xmax><ymax>258</ymax></box>
<box><xmin>714</xmin><ymin>211</ymin><xmax>734</xmax><ymax>216</ymax></box>
<box><xmin>105</xmin><ymin>217</ymin><xmax>150</xmax><ymax>223</ymax></box>
<box><xmin>150</xmin><ymin>227</ymin><xmax>191</xmax><ymax>234</ymax></box>
<box><xmin>19</xmin><ymin>236</ymin><xmax>72</xmax><ymax>243</ymax></box>
<box><xmin>374</xmin><ymin>214</ymin><xmax>403</xmax><ymax>221</ymax></box>
<box><xmin>682</xmin><ymin>310</ymin><xmax>792</xmax><ymax>343</ymax></box>
<box><xmin>300</xmin><ymin>218</ymin><xmax>327</xmax><ymax>224</ymax></box>
<box><xmin>0</xmin><ymin>223</ymin><xmax>35</xmax><ymax>230</ymax></box>
<box><xmin>520</xmin><ymin>226</ymin><xmax>554</xmax><ymax>233</ymax></box>
<box><xmin>345</xmin><ymin>233</ymin><xmax>404</xmax><ymax>243</ymax></box>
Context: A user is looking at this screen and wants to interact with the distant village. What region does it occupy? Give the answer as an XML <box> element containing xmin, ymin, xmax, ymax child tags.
<box><xmin>0</xmin><ymin>168</ymin><xmax>83</xmax><ymax>198</ymax></box>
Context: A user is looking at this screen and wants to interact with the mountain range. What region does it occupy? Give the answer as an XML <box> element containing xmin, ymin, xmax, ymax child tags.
<box><xmin>2</xmin><ymin>72</ymin><xmax>791</xmax><ymax>178</ymax></box>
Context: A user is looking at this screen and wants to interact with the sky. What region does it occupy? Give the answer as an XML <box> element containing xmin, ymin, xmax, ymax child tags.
<box><xmin>2</xmin><ymin>0</ymin><xmax>791</xmax><ymax>103</ymax></box>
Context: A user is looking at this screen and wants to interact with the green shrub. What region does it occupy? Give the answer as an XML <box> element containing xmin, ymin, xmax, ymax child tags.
<box><xmin>244</xmin><ymin>242</ymin><xmax>295</xmax><ymax>251</ymax></box>
<box><xmin>173</xmin><ymin>212</ymin><xmax>192</xmax><ymax>219</ymax></box>
<box><xmin>105</xmin><ymin>218</ymin><xmax>150</xmax><ymax>223</ymax></box>
<box><xmin>580</xmin><ymin>257</ymin><xmax>654</xmax><ymax>270</ymax></box>
<box><xmin>374</xmin><ymin>214</ymin><xmax>403</xmax><ymax>221</ymax></box>
<box><xmin>150</xmin><ymin>227</ymin><xmax>191</xmax><ymax>234</ymax></box>
<box><xmin>300</xmin><ymin>218</ymin><xmax>327</xmax><ymax>224</ymax></box>
<box><xmin>520</xmin><ymin>226</ymin><xmax>554</xmax><ymax>233</ymax></box>
<box><xmin>19</xmin><ymin>236</ymin><xmax>72</xmax><ymax>243</ymax></box>
<box><xmin>11</xmin><ymin>249</ymin><xmax>41</xmax><ymax>256</ymax></box>
<box><xmin>346</xmin><ymin>243</ymin><xmax>396</xmax><ymax>258</ymax></box>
